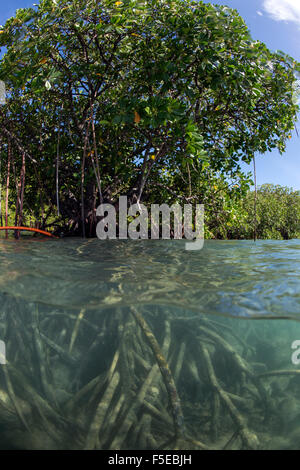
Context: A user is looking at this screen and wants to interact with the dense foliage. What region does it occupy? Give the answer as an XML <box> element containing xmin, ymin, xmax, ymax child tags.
<box><xmin>0</xmin><ymin>0</ymin><xmax>299</xmax><ymax>237</ymax></box>
<box><xmin>202</xmin><ymin>184</ymin><xmax>300</xmax><ymax>240</ymax></box>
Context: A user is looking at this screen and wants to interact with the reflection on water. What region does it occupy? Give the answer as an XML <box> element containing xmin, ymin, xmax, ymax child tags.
<box><xmin>0</xmin><ymin>239</ymin><xmax>299</xmax><ymax>449</ymax></box>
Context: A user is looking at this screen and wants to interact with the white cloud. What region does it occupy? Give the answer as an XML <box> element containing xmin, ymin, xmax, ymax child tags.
<box><xmin>263</xmin><ymin>0</ymin><xmax>300</xmax><ymax>25</ymax></box>
<box><xmin>257</xmin><ymin>10</ymin><xmax>263</xmax><ymax>16</ymax></box>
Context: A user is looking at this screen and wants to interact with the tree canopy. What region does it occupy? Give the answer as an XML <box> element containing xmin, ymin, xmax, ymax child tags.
<box><xmin>0</xmin><ymin>0</ymin><xmax>299</xmax><ymax>237</ymax></box>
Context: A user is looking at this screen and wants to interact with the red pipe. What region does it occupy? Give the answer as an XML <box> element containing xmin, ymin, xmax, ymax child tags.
<box><xmin>0</xmin><ymin>226</ymin><xmax>58</xmax><ymax>239</ymax></box>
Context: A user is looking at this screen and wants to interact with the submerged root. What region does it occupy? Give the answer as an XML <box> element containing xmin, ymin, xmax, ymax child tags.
<box><xmin>200</xmin><ymin>344</ymin><xmax>259</xmax><ymax>450</ymax></box>
<box><xmin>0</xmin><ymin>303</ymin><xmax>298</xmax><ymax>450</ymax></box>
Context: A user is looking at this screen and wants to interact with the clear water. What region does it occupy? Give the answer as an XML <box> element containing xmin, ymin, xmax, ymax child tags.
<box><xmin>0</xmin><ymin>238</ymin><xmax>300</xmax><ymax>449</ymax></box>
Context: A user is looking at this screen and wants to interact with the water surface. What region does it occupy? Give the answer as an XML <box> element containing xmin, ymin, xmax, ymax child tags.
<box><xmin>0</xmin><ymin>239</ymin><xmax>299</xmax><ymax>317</ymax></box>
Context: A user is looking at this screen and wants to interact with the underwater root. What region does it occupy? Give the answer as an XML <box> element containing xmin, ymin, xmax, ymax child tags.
<box><xmin>0</xmin><ymin>304</ymin><xmax>299</xmax><ymax>450</ymax></box>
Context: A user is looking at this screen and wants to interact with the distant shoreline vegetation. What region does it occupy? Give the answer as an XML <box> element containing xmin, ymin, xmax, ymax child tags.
<box><xmin>205</xmin><ymin>184</ymin><xmax>300</xmax><ymax>240</ymax></box>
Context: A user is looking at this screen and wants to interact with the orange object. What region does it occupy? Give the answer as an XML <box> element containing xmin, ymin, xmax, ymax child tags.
<box><xmin>0</xmin><ymin>226</ymin><xmax>58</xmax><ymax>239</ymax></box>
<box><xmin>134</xmin><ymin>111</ymin><xmax>141</xmax><ymax>124</ymax></box>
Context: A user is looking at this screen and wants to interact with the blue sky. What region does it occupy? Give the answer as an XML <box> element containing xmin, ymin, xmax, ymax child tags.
<box><xmin>0</xmin><ymin>0</ymin><xmax>299</xmax><ymax>190</ymax></box>
<box><xmin>203</xmin><ymin>0</ymin><xmax>300</xmax><ymax>191</ymax></box>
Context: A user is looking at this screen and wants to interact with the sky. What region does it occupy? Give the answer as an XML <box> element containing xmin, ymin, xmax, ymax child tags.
<box><xmin>206</xmin><ymin>0</ymin><xmax>300</xmax><ymax>191</ymax></box>
<box><xmin>0</xmin><ymin>0</ymin><xmax>299</xmax><ymax>190</ymax></box>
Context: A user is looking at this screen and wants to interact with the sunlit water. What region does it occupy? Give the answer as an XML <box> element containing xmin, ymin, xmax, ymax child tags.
<box><xmin>0</xmin><ymin>238</ymin><xmax>300</xmax><ymax>450</ymax></box>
